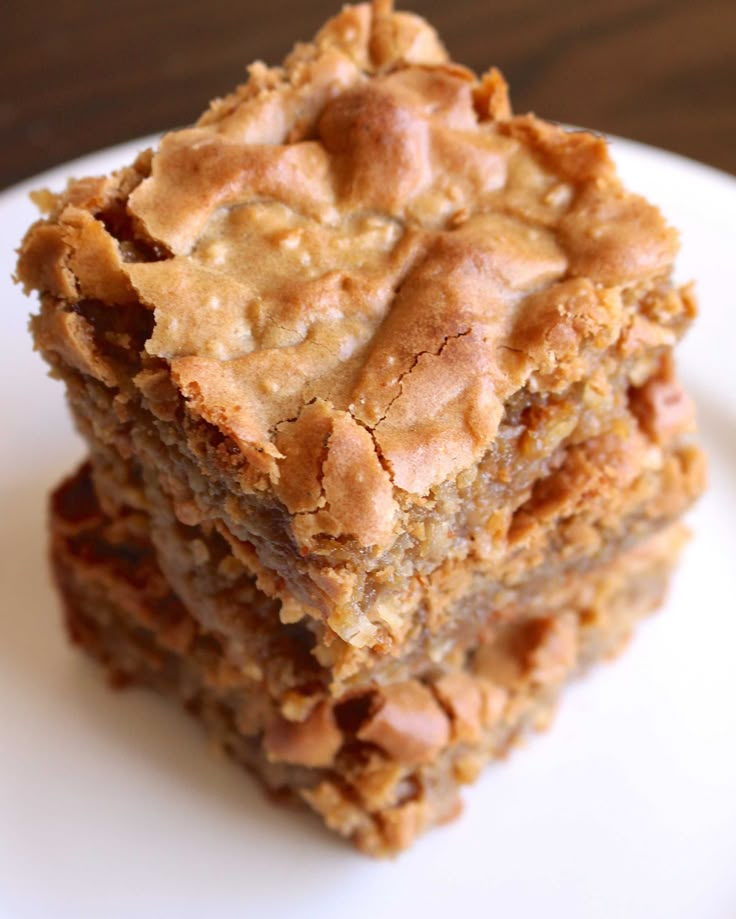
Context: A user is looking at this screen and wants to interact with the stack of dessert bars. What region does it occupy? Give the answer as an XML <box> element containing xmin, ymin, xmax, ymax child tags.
<box><xmin>17</xmin><ymin>2</ymin><xmax>703</xmax><ymax>854</ymax></box>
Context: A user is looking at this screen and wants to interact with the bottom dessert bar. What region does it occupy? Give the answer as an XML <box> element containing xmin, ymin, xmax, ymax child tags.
<box><xmin>51</xmin><ymin>465</ymin><xmax>687</xmax><ymax>855</ymax></box>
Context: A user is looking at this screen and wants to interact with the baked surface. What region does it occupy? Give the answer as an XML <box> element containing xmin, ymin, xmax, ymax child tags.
<box><xmin>17</xmin><ymin>2</ymin><xmax>700</xmax><ymax>657</ymax></box>
<box><xmin>16</xmin><ymin>0</ymin><xmax>704</xmax><ymax>853</ymax></box>
<box><xmin>52</xmin><ymin>463</ymin><xmax>687</xmax><ymax>855</ymax></box>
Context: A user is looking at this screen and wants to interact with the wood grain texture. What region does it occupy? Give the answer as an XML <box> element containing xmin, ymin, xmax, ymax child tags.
<box><xmin>2</xmin><ymin>0</ymin><xmax>734</xmax><ymax>189</ymax></box>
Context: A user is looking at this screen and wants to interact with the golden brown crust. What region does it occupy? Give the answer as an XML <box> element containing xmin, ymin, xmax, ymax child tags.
<box><xmin>32</xmin><ymin>299</ymin><xmax>119</xmax><ymax>387</ymax></box>
<box><xmin>16</xmin><ymin>2</ymin><xmax>684</xmax><ymax>549</ymax></box>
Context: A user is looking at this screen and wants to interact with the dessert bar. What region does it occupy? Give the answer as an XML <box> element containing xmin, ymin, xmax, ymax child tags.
<box><xmin>52</xmin><ymin>464</ymin><xmax>687</xmax><ymax>855</ymax></box>
<box><xmin>17</xmin><ymin>0</ymin><xmax>704</xmax><ymax>852</ymax></box>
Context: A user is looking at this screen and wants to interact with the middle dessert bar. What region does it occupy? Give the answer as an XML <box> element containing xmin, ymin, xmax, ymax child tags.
<box><xmin>82</xmin><ymin>354</ymin><xmax>701</xmax><ymax>689</ymax></box>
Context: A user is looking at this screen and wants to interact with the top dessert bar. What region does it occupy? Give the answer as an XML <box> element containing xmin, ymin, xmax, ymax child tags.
<box><xmin>17</xmin><ymin>3</ymin><xmax>698</xmax><ymax>673</ymax></box>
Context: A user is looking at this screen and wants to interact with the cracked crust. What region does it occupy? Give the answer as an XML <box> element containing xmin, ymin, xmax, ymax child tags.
<box><xmin>17</xmin><ymin>1</ymin><xmax>681</xmax><ymax>551</ymax></box>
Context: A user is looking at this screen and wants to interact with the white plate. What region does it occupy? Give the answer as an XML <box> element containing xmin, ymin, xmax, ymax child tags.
<box><xmin>0</xmin><ymin>136</ymin><xmax>734</xmax><ymax>919</ymax></box>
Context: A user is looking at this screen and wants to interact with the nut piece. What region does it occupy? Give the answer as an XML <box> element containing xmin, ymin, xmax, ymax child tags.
<box><xmin>264</xmin><ymin>701</ymin><xmax>342</xmax><ymax>767</ymax></box>
<box><xmin>478</xmin><ymin>680</ymin><xmax>508</xmax><ymax>728</ymax></box>
<box><xmin>528</xmin><ymin>614</ymin><xmax>578</xmax><ymax>686</ymax></box>
<box><xmin>474</xmin><ymin>639</ymin><xmax>525</xmax><ymax>690</ymax></box>
<box><xmin>357</xmin><ymin>681</ymin><xmax>450</xmax><ymax>764</ymax></box>
<box><xmin>432</xmin><ymin>671</ymin><xmax>483</xmax><ymax>743</ymax></box>
<box><xmin>631</xmin><ymin>359</ymin><xmax>696</xmax><ymax>444</ymax></box>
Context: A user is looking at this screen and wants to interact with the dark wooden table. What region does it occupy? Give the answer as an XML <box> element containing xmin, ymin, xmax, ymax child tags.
<box><xmin>2</xmin><ymin>0</ymin><xmax>735</xmax><ymax>189</ymax></box>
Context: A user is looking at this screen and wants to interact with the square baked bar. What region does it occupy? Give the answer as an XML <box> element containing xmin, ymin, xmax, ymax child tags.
<box><xmin>17</xmin><ymin>1</ymin><xmax>702</xmax><ymax>680</ymax></box>
<box><xmin>18</xmin><ymin>0</ymin><xmax>705</xmax><ymax>853</ymax></box>
<box><xmin>51</xmin><ymin>463</ymin><xmax>688</xmax><ymax>855</ymax></box>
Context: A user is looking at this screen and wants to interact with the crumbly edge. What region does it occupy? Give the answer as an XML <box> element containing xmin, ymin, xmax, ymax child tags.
<box><xmin>52</xmin><ymin>463</ymin><xmax>686</xmax><ymax>855</ymax></box>
<box><xmin>83</xmin><ymin>407</ymin><xmax>701</xmax><ymax>693</ymax></box>
<box><xmin>45</xmin><ymin>327</ymin><xmax>704</xmax><ymax>674</ymax></box>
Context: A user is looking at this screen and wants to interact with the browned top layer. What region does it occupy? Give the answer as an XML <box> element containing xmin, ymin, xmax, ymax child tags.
<box><xmin>17</xmin><ymin>2</ymin><xmax>679</xmax><ymax>549</ymax></box>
